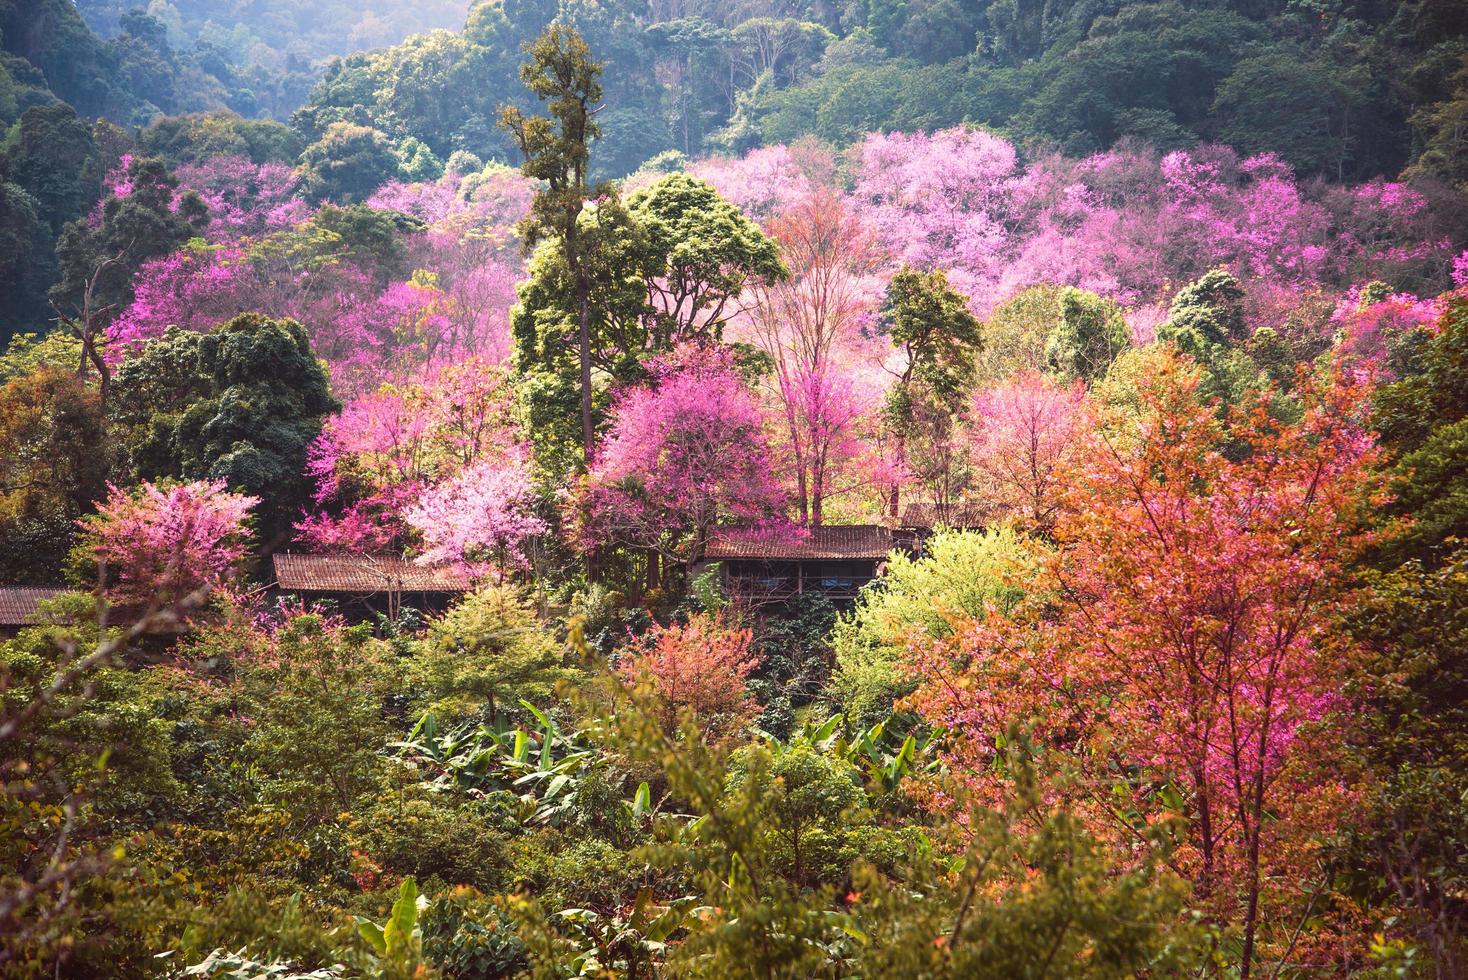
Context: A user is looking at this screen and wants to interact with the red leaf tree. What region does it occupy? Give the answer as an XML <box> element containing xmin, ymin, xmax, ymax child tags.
<box><xmin>619</xmin><ymin>613</ymin><xmax>763</xmax><ymax>740</ymax></box>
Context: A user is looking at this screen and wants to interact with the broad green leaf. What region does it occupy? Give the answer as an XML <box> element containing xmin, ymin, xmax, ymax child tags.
<box><xmin>632</xmin><ymin>781</ymin><xmax>651</xmax><ymax>820</ymax></box>
<box><xmin>354</xmin><ymin>917</ymin><xmax>386</xmax><ymax>955</ymax></box>
<box><xmin>383</xmin><ymin>877</ymin><xmax>418</xmax><ymax>956</ymax></box>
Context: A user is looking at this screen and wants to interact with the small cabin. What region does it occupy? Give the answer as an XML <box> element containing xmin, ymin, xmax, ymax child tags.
<box><xmin>0</xmin><ymin>586</ymin><xmax>61</xmax><ymax>636</ymax></box>
<box><xmin>272</xmin><ymin>553</ymin><xmax>471</xmax><ymax>621</ymax></box>
<box><xmin>696</xmin><ymin>525</ymin><xmax>922</xmax><ymax>608</ymax></box>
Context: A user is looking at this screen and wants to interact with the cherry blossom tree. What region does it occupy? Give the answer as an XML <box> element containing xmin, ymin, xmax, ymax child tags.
<box><xmin>405</xmin><ymin>455</ymin><xmax>547</xmax><ymax>580</ymax></box>
<box><xmin>690</xmin><ymin>141</ymin><xmax>830</xmax><ymax>221</ymax></box>
<box><xmin>367</xmin><ymin>164</ymin><xmax>533</xmax><ymax>248</ymax></box>
<box><xmin>174</xmin><ymin>156</ymin><xmax>308</xmax><ymax>240</ymax></box>
<box><xmin>575</xmin><ymin>344</ymin><xmax>787</xmax><ymax>571</ymax></box>
<box><xmin>967</xmin><ymin>370</ymin><xmax>1085</xmax><ymax>532</ymax></box>
<box><xmin>746</xmin><ymin>189</ymin><xmax>886</xmax><ymax>524</ymax></box>
<box><xmin>1330</xmin><ymin>285</ymin><xmax>1445</xmax><ymax>378</ymax></box>
<box><xmin>299</xmin><ymin>357</ymin><xmax>520</xmax><ymax>553</ymax></box>
<box><xmin>849</xmin><ymin>126</ymin><xmax>1019</xmax><ymax>310</ymax></box>
<box><xmin>80</xmin><ymin>479</ymin><xmax>257</xmax><ymax>619</ymax></box>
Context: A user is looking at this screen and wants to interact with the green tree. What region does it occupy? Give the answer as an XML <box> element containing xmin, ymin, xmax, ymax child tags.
<box><xmin>1213</xmin><ymin>50</ymin><xmax>1362</xmax><ymax>180</ymax></box>
<box><xmin>1372</xmin><ymin>294</ymin><xmax>1468</xmax><ymax>568</ymax></box>
<box><xmin>511</xmin><ymin>198</ymin><xmax>645</xmax><ymax>480</ymax></box>
<box><xmin>237</xmin><ymin>615</ymin><xmax>395</xmax><ymax>821</ymax></box>
<box><xmin>511</xmin><ymin>173</ymin><xmax>781</xmax><ymax>481</ymax></box>
<box><xmin>1157</xmin><ymin>266</ymin><xmax>1246</xmax><ymax>357</ymax></box>
<box><xmin>1</xmin><ymin>103</ymin><xmax>101</xmax><ymax>235</ymax></box>
<box><xmin>138</xmin><ymin>111</ymin><xmax>302</xmax><ymax>166</ymax></box>
<box><xmin>422</xmin><ymin>586</ymin><xmax>573</xmax><ymax>725</ymax></box>
<box><xmin>499</xmin><ymin>24</ymin><xmax>606</xmax><ymax>464</ymax></box>
<box><xmin>1341</xmin><ymin>553</ymin><xmax>1468</xmax><ymax>976</ymax></box>
<box><xmin>625</xmin><ymin>173</ymin><xmax>785</xmax><ymax>346</ymax></box>
<box><xmin>0</xmin><ymin>366</ymin><xmax>110</xmax><ymax>583</ymax></box>
<box><xmin>304</xmin><ymin>203</ymin><xmax>423</xmax><ymax>285</ymax></box>
<box><xmin>0</xmin><ymin>181</ymin><xmax>52</xmax><ymax>340</ymax></box>
<box><xmin>297</xmin><ymin>121</ymin><xmax>402</xmax><ymax>204</ymax></box>
<box><xmin>1407</xmin><ymin>53</ymin><xmax>1468</xmax><ymax>192</ymax></box>
<box><xmin>395</xmin><ymin>136</ymin><xmax>444</xmax><ymax>181</ymax></box>
<box><xmin>880</xmin><ymin>266</ymin><xmax>982</xmax><ymax>517</ymax></box>
<box><xmin>831</xmin><ymin>528</ymin><xmax>1038</xmax><ymax>726</ymax></box>
<box><xmin>112</xmin><ymin>315</ymin><xmax>337</xmax><ymax>551</ymax></box>
<box><xmin>724</xmin><ymin>741</ymin><xmax>865</xmax><ymax>887</ymax></box>
<box><xmin>977</xmin><ymin>284</ymin><xmax>1062</xmax><ymax>383</ymax></box>
<box><xmin>1044</xmin><ymin>286</ymin><xmax>1129</xmax><ymax>383</ymax></box>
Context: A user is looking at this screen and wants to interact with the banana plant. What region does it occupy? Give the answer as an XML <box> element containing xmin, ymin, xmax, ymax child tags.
<box><xmin>393</xmin><ymin>706</ymin><xmax>644</xmax><ymax>828</ymax></box>
<box><xmin>846</xmin><ymin>718</ymin><xmax>946</xmax><ymax>794</ymax></box>
<box><xmin>762</xmin><ymin>713</ymin><xmax>945</xmax><ymax>795</ymax></box>
<box><xmin>353</xmin><ymin>877</ymin><xmax>427</xmax><ymax>975</ymax></box>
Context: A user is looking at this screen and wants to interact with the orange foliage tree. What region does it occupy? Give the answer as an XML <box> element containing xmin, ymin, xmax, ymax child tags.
<box><xmin>908</xmin><ymin>349</ymin><xmax>1385</xmax><ymax>975</ymax></box>
<box><xmin>620</xmin><ymin>613</ymin><xmax>762</xmax><ymax>741</ymax></box>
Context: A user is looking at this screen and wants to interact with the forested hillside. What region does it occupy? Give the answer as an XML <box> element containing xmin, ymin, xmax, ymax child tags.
<box><xmin>3</xmin><ymin>3</ymin><xmax>1468</xmax><ymax>978</ymax></box>
<box><xmin>287</xmin><ymin>0</ymin><xmax>1468</xmax><ymax>180</ymax></box>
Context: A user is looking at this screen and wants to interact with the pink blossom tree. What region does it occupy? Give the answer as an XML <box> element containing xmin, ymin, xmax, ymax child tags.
<box><xmin>405</xmin><ymin>455</ymin><xmax>547</xmax><ymax>580</ymax></box>
<box><xmin>105</xmin><ymin>245</ymin><xmax>263</xmax><ymax>358</ymax></box>
<box><xmin>690</xmin><ymin>141</ymin><xmax>831</xmax><ymax>221</ymax></box>
<box><xmin>175</xmin><ymin>156</ymin><xmax>308</xmax><ymax>240</ymax></box>
<box><xmin>298</xmin><ymin>358</ymin><xmax>520</xmax><ymax>553</ymax></box>
<box><xmin>1330</xmin><ymin>286</ymin><xmax>1445</xmax><ymax>378</ymax></box>
<box><xmin>745</xmin><ymin>189</ymin><xmax>887</xmax><ymax>524</ymax></box>
<box><xmin>81</xmin><ymin>479</ymin><xmax>257</xmax><ymax>619</ymax></box>
<box><xmin>849</xmin><ymin>126</ymin><xmax>1019</xmax><ymax>310</ymax></box>
<box><xmin>367</xmin><ymin>165</ymin><xmax>533</xmax><ymax>248</ymax></box>
<box><xmin>574</xmin><ymin>344</ymin><xmax>787</xmax><ymax>571</ymax></box>
<box><xmin>967</xmin><ymin>371</ymin><xmax>1086</xmax><ymax>531</ymax></box>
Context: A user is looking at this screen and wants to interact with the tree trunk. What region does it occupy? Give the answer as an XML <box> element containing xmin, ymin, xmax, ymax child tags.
<box><xmin>1239</xmin><ymin>819</ymin><xmax>1262</xmax><ymax>979</ymax></box>
<box><xmin>811</xmin><ymin>460</ymin><xmax>824</xmax><ymax>526</ymax></box>
<box><xmin>888</xmin><ymin>429</ymin><xmax>906</xmax><ymax>520</ymax></box>
<box><xmin>645</xmin><ymin>548</ymin><xmax>660</xmax><ymax>596</ymax></box>
<box><xmin>576</xmin><ymin>279</ymin><xmax>594</xmax><ymax>463</ymax></box>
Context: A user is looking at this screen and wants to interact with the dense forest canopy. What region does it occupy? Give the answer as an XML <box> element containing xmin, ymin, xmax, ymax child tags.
<box><xmin>3</xmin><ymin>1</ymin><xmax>1468</xmax><ymax>977</ymax></box>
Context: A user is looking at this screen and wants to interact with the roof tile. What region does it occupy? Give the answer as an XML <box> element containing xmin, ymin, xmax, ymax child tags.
<box><xmin>0</xmin><ymin>587</ymin><xmax>61</xmax><ymax>626</ymax></box>
<box><xmin>703</xmin><ymin>525</ymin><xmax>917</xmax><ymax>561</ymax></box>
<box><xmin>273</xmin><ymin>554</ymin><xmax>471</xmax><ymax>594</ymax></box>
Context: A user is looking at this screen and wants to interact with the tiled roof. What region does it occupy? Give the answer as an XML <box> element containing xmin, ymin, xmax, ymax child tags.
<box><xmin>899</xmin><ymin>501</ymin><xmax>990</xmax><ymax>529</ymax></box>
<box><xmin>273</xmin><ymin>554</ymin><xmax>472</xmax><ymax>594</ymax></box>
<box><xmin>703</xmin><ymin>525</ymin><xmax>917</xmax><ymax>561</ymax></box>
<box><xmin>0</xmin><ymin>587</ymin><xmax>61</xmax><ymax>626</ymax></box>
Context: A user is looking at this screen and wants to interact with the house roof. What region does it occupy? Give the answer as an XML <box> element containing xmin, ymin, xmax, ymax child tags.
<box><xmin>899</xmin><ymin>501</ymin><xmax>990</xmax><ymax>529</ymax></box>
<box><xmin>0</xmin><ymin>587</ymin><xmax>61</xmax><ymax>626</ymax></box>
<box><xmin>273</xmin><ymin>554</ymin><xmax>472</xmax><ymax>594</ymax></box>
<box><xmin>703</xmin><ymin>524</ymin><xmax>918</xmax><ymax>561</ymax></box>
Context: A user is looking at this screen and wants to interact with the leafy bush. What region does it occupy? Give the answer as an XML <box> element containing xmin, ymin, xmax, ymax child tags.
<box><xmin>422</xmin><ymin>586</ymin><xmax>572</xmax><ymax>725</ymax></box>
<box><xmin>421</xmin><ymin>887</ymin><xmax>528</xmax><ymax>980</ymax></box>
<box><xmin>831</xmin><ymin>528</ymin><xmax>1038</xmax><ymax>726</ymax></box>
